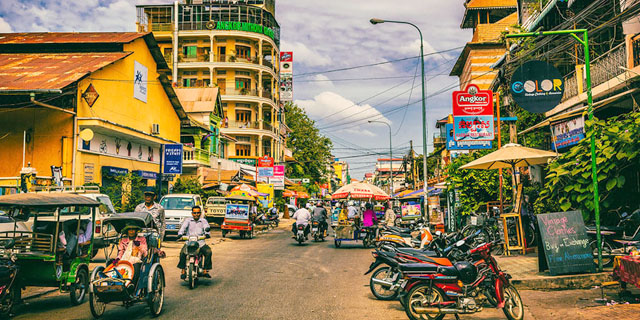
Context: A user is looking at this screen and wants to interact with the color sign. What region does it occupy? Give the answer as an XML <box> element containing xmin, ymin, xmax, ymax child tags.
<box><xmin>272</xmin><ymin>165</ymin><xmax>285</xmax><ymax>190</ymax></box>
<box><xmin>445</xmin><ymin>124</ymin><xmax>492</xmax><ymax>150</ymax></box>
<box><xmin>257</xmin><ymin>155</ymin><xmax>274</xmax><ymax>167</ymax></box>
<box><xmin>225</xmin><ymin>203</ymin><xmax>250</xmax><ymax>221</ymax></box>
<box><xmin>163</xmin><ymin>144</ymin><xmax>183</xmax><ymax>174</ymax></box>
<box><xmin>551</xmin><ymin>116</ymin><xmax>585</xmax><ymax>150</ymax></box>
<box><xmin>452</xmin><ymin>84</ymin><xmax>494</xmax><ymax>141</ymax></box>
<box><xmin>510</xmin><ymin>60</ymin><xmax>564</xmax><ymax>114</ymax></box>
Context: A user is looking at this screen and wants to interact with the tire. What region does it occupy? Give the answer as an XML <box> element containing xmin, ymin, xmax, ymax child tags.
<box><xmin>590</xmin><ymin>240</ymin><xmax>613</xmax><ymax>267</ymax></box>
<box><xmin>525</xmin><ymin>224</ymin><xmax>536</xmax><ymax>247</ymax></box>
<box><xmin>363</xmin><ymin>236</ymin><xmax>370</xmax><ymax>248</ymax></box>
<box><xmin>334</xmin><ymin>239</ymin><xmax>341</xmax><ymax>248</ymax></box>
<box><xmin>404</xmin><ymin>284</ymin><xmax>446</xmax><ymax>320</ymax></box>
<box><xmin>221</xmin><ymin>230</ymin><xmax>227</xmax><ymax>238</ymax></box>
<box><xmin>369</xmin><ymin>267</ymin><xmax>398</xmax><ymax>300</ymax></box>
<box><xmin>70</xmin><ymin>267</ymin><xmax>88</xmax><ymax>306</ymax></box>
<box><xmin>147</xmin><ymin>266</ymin><xmax>165</xmax><ymax>317</ymax></box>
<box><xmin>0</xmin><ymin>284</ymin><xmax>18</xmax><ymax>318</ymax></box>
<box><xmin>188</xmin><ymin>262</ymin><xmax>196</xmax><ymax>289</ymax></box>
<box><xmin>89</xmin><ymin>266</ymin><xmax>106</xmax><ymax>318</ymax></box>
<box><xmin>314</xmin><ymin>234</ymin><xmax>319</xmax><ymax>242</ymax></box>
<box><xmin>248</xmin><ymin>228</ymin><xmax>254</xmax><ymax>239</ymax></box>
<box><xmin>502</xmin><ymin>285</ymin><xmax>524</xmax><ymax>320</ymax></box>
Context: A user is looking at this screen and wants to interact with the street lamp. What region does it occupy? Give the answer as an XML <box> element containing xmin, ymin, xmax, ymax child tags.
<box><xmin>368</xmin><ymin>120</ymin><xmax>393</xmax><ymax>195</ymax></box>
<box><xmin>371</xmin><ymin>18</ymin><xmax>428</xmax><ymax>220</ymax></box>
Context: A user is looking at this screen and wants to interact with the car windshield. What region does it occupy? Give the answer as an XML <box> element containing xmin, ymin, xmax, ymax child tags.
<box><xmin>161</xmin><ymin>197</ymin><xmax>195</xmax><ymax>210</ymax></box>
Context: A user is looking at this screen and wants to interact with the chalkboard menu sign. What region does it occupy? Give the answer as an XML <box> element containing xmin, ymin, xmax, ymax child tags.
<box><xmin>537</xmin><ymin>210</ymin><xmax>595</xmax><ymax>275</ymax></box>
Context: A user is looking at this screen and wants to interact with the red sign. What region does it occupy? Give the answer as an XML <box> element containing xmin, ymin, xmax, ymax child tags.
<box><xmin>257</xmin><ymin>155</ymin><xmax>274</xmax><ymax>167</ymax></box>
<box><xmin>452</xmin><ymin>84</ymin><xmax>493</xmax><ymax>116</ymax></box>
<box><xmin>280</xmin><ymin>52</ymin><xmax>293</xmax><ymax>62</ymax></box>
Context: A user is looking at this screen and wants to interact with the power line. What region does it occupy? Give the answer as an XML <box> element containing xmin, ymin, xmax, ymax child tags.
<box><xmin>295</xmin><ymin>75</ymin><xmax>415</xmax><ymax>82</ymax></box>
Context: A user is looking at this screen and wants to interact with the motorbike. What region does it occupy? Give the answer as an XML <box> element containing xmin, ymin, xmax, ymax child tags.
<box><xmin>586</xmin><ymin>208</ymin><xmax>640</xmax><ymax>267</ymax></box>
<box><xmin>181</xmin><ymin>234</ymin><xmax>208</xmax><ymax>289</ymax></box>
<box><xmin>0</xmin><ymin>253</ymin><xmax>19</xmax><ymax>317</ymax></box>
<box><xmin>377</xmin><ymin>222</ymin><xmax>433</xmax><ymax>249</ymax></box>
<box><xmin>399</xmin><ymin>240</ymin><xmax>524</xmax><ymax>320</ymax></box>
<box><xmin>311</xmin><ymin>220</ymin><xmax>326</xmax><ymax>242</ymax></box>
<box><xmin>295</xmin><ymin>223</ymin><xmax>308</xmax><ymax>245</ymax></box>
<box><xmin>266</xmin><ymin>210</ymin><xmax>280</xmax><ymax>227</ymax></box>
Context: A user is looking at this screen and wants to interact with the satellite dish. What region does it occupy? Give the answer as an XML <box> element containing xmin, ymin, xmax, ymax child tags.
<box><xmin>79</xmin><ymin>128</ymin><xmax>94</xmax><ymax>141</ymax></box>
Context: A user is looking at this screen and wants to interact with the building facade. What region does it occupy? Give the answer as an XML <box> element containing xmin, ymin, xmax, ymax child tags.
<box><xmin>0</xmin><ymin>32</ymin><xmax>187</xmax><ymax>192</ymax></box>
<box><xmin>136</xmin><ymin>0</ymin><xmax>286</xmax><ymax>167</ymax></box>
<box><xmin>374</xmin><ymin>158</ymin><xmax>405</xmax><ymax>194</ymax></box>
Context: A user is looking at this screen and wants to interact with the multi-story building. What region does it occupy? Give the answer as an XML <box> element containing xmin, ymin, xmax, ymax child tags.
<box><xmin>450</xmin><ymin>0</ymin><xmax>517</xmax><ymax>90</ymax></box>
<box><xmin>374</xmin><ymin>158</ymin><xmax>405</xmax><ymax>194</ymax></box>
<box><xmin>136</xmin><ymin>0</ymin><xmax>287</xmax><ymax>167</ymax></box>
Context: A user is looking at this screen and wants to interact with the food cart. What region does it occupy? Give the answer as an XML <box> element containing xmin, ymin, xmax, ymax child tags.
<box><xmin>221</xmin><ymin>194</ymin><xmax>256</xmax><ymax>239</ymax></box>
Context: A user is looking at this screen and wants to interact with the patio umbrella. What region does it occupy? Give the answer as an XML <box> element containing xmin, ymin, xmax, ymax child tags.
<box><xmin>331</xmin><ymin>182</ymin><xmax>390</xmax><ymax>201</ymax></box>
<box><xmin>282</xmin><ymin>189</ymin><xmax>297</xmax><ymax>197</ymax></box>
<box><xmin>296</xmin><ymin>192</ymin><xmax>310</xmax><ymax>199</ymax></box>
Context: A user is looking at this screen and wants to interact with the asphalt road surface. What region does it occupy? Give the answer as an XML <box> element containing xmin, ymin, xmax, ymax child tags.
<box><xmin>10</xmin><ymin>222</ymin><xmax>639</xmax><ymax>319</ymax></box>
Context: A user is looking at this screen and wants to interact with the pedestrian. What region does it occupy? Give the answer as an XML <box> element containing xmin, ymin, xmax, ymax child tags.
<box><xmin>384</xmin><ymin>202</ymin><xmax>396</xmax><ymax>227</ymax></box>
<box><xmin>135</xmin><ymin>187</ymin><xmax>165</xmax><ymax>240</ymax></box>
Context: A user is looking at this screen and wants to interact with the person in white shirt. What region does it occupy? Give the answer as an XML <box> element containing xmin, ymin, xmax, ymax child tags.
<box><xmin>291</xmin><ymin>207</ymin><xmax>311</xmax><ymax>239</ymax></box>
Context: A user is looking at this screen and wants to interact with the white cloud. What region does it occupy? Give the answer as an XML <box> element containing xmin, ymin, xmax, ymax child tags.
<box><xmin>0</xmin><ymin>17</ymin><xmax>12</xmax><ymax>32</ymax></box>
<box><xmin>281</xmin><ymin>40</ymin><xmax>332</xmax><ymax>67</ymax></box>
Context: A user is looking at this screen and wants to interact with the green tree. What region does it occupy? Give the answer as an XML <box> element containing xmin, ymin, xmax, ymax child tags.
<box><xmin>284</xmin><ymin>102</ymin><xmax>333</xmax><ymax>182</ymax></box>
<box><xmin>172</xmin><ymin>176</ymin><xmax>219</xmax><ymax>201</ymax></box>
<box><xmin>98</xmin><ymin>173</ymin><xmax>146</xmax><ymax>212</ymax></box>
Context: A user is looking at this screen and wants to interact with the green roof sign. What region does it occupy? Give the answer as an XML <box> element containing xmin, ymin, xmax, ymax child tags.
<box><xmin>216</xmin><ymin>21</ymin><xmax>275</xmax><ymax>40</ymax></box>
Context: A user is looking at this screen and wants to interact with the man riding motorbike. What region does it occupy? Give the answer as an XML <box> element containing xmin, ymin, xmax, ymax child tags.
<box><xmin>312</xmin><ymin>201</ymin><xmax>329</xmax><ymax>237</ymax></box>
<box><xmin>177</xmin><ymin>206</ymin><xmax>212</xmax><ymax>279</ymax></box>
<box><xmin>291</xmin><ymin>207</ymin><xmax>311</xmax><ymax>239</ymax></box>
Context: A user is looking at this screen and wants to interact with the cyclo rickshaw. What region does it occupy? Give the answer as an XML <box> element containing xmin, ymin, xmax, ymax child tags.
<box><xmin>0</xmin><ymin>193</ymin><xmax>101</xmax><ymax>311</ymax></box>
<box><xmin>221</xmin><ymin>194</ymin><xmax>256</xmax><ymax>239</ymax></box>
<box><xmin>88</xmin><ymin>211</ymin><xmax>164</xmax><ymax>318</ymax></box>
<box><xmin>332</xmin><ymin>199</ymin><xmax>377</xmax><ymax>248</ymax></box>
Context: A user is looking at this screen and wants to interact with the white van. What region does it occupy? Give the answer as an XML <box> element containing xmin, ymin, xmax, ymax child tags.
<box><xmin>159</xmin><ymin>194</ymin><xmax>203</xmax><ymax>238</ymax></box>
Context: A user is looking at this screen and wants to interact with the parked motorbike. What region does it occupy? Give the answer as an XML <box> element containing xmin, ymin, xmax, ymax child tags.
<box><xmin>377</xmin><ymin>221</ymin><xmax>432</xmax><ymax>249</ymax></box>
<box><xmin>399</xmin><ymin>240</ymin><xmax>524</xmax><ymax>320</ymax></box>
<box><xmin>266</xmin><ymin>210</ymin><xmax>280</xmax><ymax>227</ymax></box>
<box><xmin>181</xmin><ymin>235</ymin><xmax>207</xmax><ymax>289</ymax></box>
<box><xmin>0</xmin><ymin>253</ymin><xmax>19</xmax><ymax>317</ymax></box>
<box><xmin>587</xmin><ymin>208</ymin><xmax>640</xmax><ymax>266</ymax></box>
<box><xmin>311</xmin><ymin>220</ymin><xmax>326</xmax><ymax>242</ymax></box>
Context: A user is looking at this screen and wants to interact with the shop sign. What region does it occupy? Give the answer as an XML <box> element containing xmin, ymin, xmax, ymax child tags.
<box><xmin>257</xmin><ymin>155</ymin><xmax>274</xmax><ymax>167</ymax></box>
<box><xmin>133</xmin><ymin>170</ymin><xmax>158</xmax><ymax>180</ymax></box>
<box><xmin>401</xmin><ymin>204</ymin><xmax>421</xmax><ymax>219</ymax></box>
<box><xmin>83</xmin><ymin>163</ymin><xmax>94</xmax><ymax>184</ymax></box>
<box><xmin>452</xmin><ymin>84</ymin><xmax>494</xmax><ymax>141</ymax></box>
<box><xmin>510</xmin><ymin>60</ymin><xmax>564</xmax><ymax>114</ymax></box>
<box><xmin>225</xmin><ymin>203</ymin><xmax>250</xmax><ymax>221</ymax></box>
<box><xmin>551</xmin><ymin>116</ymin><xmax>585</xmax><ymax>150</ymax></box>
<box><xmin>79</xmin><ymin>132</ymin><xmax>160</xmax><ymax>164</ymax></box>
<box><xmin>445</xmin><ymin>124</ymin><xmax>492</xmax><ymax>150</ymax></box>
<box><xmin>163</xmin><ymin>144</ymin><xmax>183</xmax><ymax>174</ymax></box>
<box><xmin>102</xmin><ymin>166</ymin><xmax>128</xmax><ymax>176</ymax></box>
<box><xmin>280</xmin><ymin>52</ymin><xmax>293</xmax><ymax>101</ymax></box>
<box><xmin>230</xmin><ymin>158</ymin><xmax>256</xmax><ymax>166</ymax></box>
<box><xmin>133</xmin><ymin>61</ymin><xmax>148</xmax><ymax>103</ymax></box>
<box><xmin>215</xmin><ymin>21</ymin><xmax>275</xmax><ymax>40</ymax></box>
<box><xmin>82</xmin><ymin>83</ymin><xmax>99</xmax><ymax>108</ymax></box>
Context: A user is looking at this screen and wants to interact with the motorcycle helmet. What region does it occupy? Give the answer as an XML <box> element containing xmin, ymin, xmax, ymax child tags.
<box><xmin>454</xmin><ymin>261</ymin><xmax>478</xmax><ymax>285</ymax></box>
<box><xmin>348</xmin><ymin>201</ymin><xmax>354</xmax><ymax>206</ymax></box>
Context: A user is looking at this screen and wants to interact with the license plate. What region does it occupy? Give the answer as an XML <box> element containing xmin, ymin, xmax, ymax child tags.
<box><xmin>167</xmin><ymin>224</ymin><xmax>178</xmax><ymax>230</ymax></box>
<box><xmin>312</xmin><ymin>228</ymin><xmax>318</xmax><ymax>232</ymax></box>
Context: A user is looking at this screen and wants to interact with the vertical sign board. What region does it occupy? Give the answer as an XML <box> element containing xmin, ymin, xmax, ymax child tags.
<box><xmin>257</xmin><ymin>155</ymin><xmax>274</xmax><ymax>183</ymax></box>
<box><xmin>452</xmin><ymin>84</ymin><xmax>494</xmax><ymax>141</ymax></box>
<box><xmin>536</xmin><ymin>210</ymin><xmax>595</xmax><ymax>275</ymax></box>
<box><xmin>163</xmin><ymin>144</ymin><xmax>183</xmax><ymax>174</ymax></box>
<box><xmin>280</xmin><ymin>52</ymin><xmax>293</xmax><ymax>101</ymax></box>
<box><xmin>271</xmin><ymin>165</ymin><xmax>285</xmax><ymax>190</ymax></box>
<box><xmin>133</xmin><ymin>61</ymin><xmax>148</xmax><ymax>103</ymax></box>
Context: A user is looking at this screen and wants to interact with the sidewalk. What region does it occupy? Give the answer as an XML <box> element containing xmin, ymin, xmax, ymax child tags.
<box><xmin>496</xmin><ymin>253</ymin><xmax>612</xmax><ymax>290</ymax></box>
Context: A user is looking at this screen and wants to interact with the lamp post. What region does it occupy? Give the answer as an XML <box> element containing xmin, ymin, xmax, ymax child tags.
<box><xmin>368</xmin><ymin>120</ymin><xmax>393</xmax><ymax>195</ymax></box>
<box><xmin>371</xmin><ymin>18</ymin><xmax>428</xmax><ymax>220</ymax></box>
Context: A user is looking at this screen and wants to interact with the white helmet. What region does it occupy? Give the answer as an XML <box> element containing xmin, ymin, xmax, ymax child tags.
<box><xmin>348</xmin><ymin>201</ymin><xmax>354</xmax><ymax>206</ymax></box>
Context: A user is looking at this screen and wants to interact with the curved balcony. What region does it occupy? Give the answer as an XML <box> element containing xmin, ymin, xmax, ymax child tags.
<box><xmin>176</xmin><ymin>55</ymin><xmax>277</xmax><ymax>78</ymax></box>
<box><xmin>219</xmin><ymin>88</ymin><xmax>278</xmax><ymax>107</ymax></box>
<box><xmin>221</xmin><ymin>120</ymin><xmax>278</xmax><ymax>139</ymax></box>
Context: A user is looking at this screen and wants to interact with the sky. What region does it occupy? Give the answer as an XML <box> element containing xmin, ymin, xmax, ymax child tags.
<box><xmin>0</xmin><ymin>0</ymin><xmax>471</xmax><ymax>179</ymax></box>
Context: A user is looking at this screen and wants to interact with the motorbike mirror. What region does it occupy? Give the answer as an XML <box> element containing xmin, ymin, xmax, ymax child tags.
<box><xmin>435</xmin><ymin>231</ymin><xmax>442</xmax><ymax>236</ymax></box>
<box><xmin>455</xmin><ymin>240</ymin><xmax>465</xmax><ymax>247</ymax></box>
<box><xmin>205</xmin><ymin>227</ymin><xmax>211</xmax><ymax>232</ymax></box>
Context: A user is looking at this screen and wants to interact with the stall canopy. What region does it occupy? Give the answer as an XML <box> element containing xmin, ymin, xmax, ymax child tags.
<box><xmin>400</xmin><ymin>187</ymin><xmax>440</xmax><ymax>199</ymax></box>
<box><xmin>282</xmin><ymin>189</ymin><xmax>297</xmax><ymax>197</ymax></box>
<box><xmin>331</xmin><ymin>182</ymin><xmax>390</xmax><ymax>200</ymax></box>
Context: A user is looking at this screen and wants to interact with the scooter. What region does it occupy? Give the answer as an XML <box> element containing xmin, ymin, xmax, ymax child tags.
<box><xmin>181</xmin><ymin>234</ymin><xmax>207</xmax><ymax>289</ymax></box>
<box><xmin>266</xmin><ymin>210</ymin><xmax>280</xmax><ymax>227</ymax></box>
<box><xmin>295</xmin><ymin>223</ymin><xmax>308</xmax><ymax>245</ymax></box>
<box><xmin>377</xmin><ymin>222</ymin><xmax>433</xmax><ymax>249</ymax></box>
<box><xmin>311</xmin><ymin>220</ymin><xmax>325</xmax><ymax>242</ymax></box>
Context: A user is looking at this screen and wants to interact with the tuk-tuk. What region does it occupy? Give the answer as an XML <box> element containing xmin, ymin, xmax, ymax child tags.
<box><xmin>88</xmin><ymin>212</ymin><xmax>164</xmax><ymax>318</ymax></box>
<box><xmin>0</xmin><ymin>193</ymin><xmax>101</xmax><ymax>312</ymax></box>
<box><xmin>221</xmin><ymin>194</ymin><xmax>256</xmax><ymax>239</ymax></box>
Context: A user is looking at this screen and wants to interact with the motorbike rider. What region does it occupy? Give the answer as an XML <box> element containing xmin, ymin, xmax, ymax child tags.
<box><xmin>312</xmin><ymin>201</ymin><xmax>329</xmax><ymax>237</ymax></box>
<box><xmin>135</xmin><ymin>187</ymin><xmax>165</xmax><ymax>241</ymax></box>
<box><xmin>291</xmin><ymin>206</ymin><xmax>311</xmax><ymax>239</ymax></box>
<box><xmin>177</xmin><ymin>206</ymin><xmax>212</xmax><ymax>279</ymax></box>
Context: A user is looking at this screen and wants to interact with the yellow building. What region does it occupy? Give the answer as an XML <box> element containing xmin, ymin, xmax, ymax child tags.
<box><xmin>450</xmin><ymin>0</ymin><xmax>517</xmax><ymax>90</ymax></box>
<box><xmin>0</xmin><ymin>32</ymin><xmax>188</xmax><ymax>192</ymax></box>
<box><xmin>137</xmin><ymin>0</ymin><xmax>289</xmax><ymax>167</ymax></box>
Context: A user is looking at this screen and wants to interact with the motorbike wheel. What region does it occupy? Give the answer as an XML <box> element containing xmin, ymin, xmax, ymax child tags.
<box><xmin>147</xmin><ymin>266</ymin><xmax>165</xmax><ymax>317</ymax></box>
<box><xmin>90</xmin><ymin>266</ymin><xmax>106</xmax><ymax>318</ymax></box>
<box><xmin>589</xmin><ymin>240</ymin><xmax>613</xmax><ymax>267</ymax></box>
<box><xmin>297</xmin><ymin>235</ymin><xmax>304</xmax><ymax>245</ymax></box>
<box><xmin>369</xmin><ymin>267</ymin><xmax>398</xmax><ymax>300</ymax></box>
<box><xmin>0</xmin><ymin>285</ymin><xmax>19</xmax><ymax>318</ymax></box>
<box><xmin>314</xmin><ymin>234</ymin><xmax>319</xmax><ymax>242</ymax></box>
<box><xmin>502</xmin><ymin>285</ymin><xmax>524</xmax><ymax>320</ymax></box>
<box><xmin>188</xmin><ymin>263</ymin><xmax>196</xmax><ymax>289</ymax></box>
<box><xmin>404</xmin><ymin>284</ymin><xmax>446</xmax><ymax>320</ymax></box>
<box><xmin>525</xmin><ymin>224</ymin><xmax>536</xmax><ymax>247</ymax></box>
<box><xmin>70</xmin><ymin>268</ymin><xmax>88</xmax><ymax>306</ymax></box>
<box><xmin>221</xmin><ymin>230</ymin><xmax>227</xmax><ymax>238</ymax></box>
<box><xmin>334</xmin><ymin>239</ymin><xmax>342</xmax><ymax>248</ymax></box>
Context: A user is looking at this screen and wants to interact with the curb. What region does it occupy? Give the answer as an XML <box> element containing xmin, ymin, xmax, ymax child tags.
<box><xmin>512</xmin><ymin>272</ymin><xmax>612</xmax><ymax>290</ymax></box>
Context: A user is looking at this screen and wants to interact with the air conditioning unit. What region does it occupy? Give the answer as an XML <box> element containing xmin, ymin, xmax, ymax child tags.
<box><xmin>152</xmin><ymin>123</ymin><xmax>160</xmax><ymax>135</ymax></box>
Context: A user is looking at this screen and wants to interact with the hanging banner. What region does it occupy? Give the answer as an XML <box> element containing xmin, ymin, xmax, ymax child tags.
<box><xmin>280</xmin><ymin>51</ymin><xmax>293</xmax><ymax>101</ymax></box>
<box><xmin>551</xmin><ymin>116</ymin><xmax>585</xmax><ymax>150</ymax></box>
<box><xmin>452</xmin><ymin>84</ymin><xmax>494</xmax><ymax>141</ymax></box>
<box><xmin>510</xmin><ymin>60</ymin><xmax>564</xmax><ymax>114</ymax></box>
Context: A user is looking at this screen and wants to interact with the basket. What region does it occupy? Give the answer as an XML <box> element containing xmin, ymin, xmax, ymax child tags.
<box><xmin>334</xmin><ymin>225</ymin><xmax>354</xmax><ymax>239</ymax></box>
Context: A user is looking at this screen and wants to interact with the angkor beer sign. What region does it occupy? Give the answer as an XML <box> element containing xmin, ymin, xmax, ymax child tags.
<box><xmin>452</xmin><ymin>84</ymin><xmax>494</xmax><ymax>141</ymax></box>
<box><xmin>510</xmin><ymin>60</ymin><xmax>564</xmax><ymax>114</ymax></box>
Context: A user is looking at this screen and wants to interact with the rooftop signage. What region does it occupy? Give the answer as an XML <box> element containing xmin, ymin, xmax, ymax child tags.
<box><xmin>215</xmin><ymin>21</ymin><xmax>275</xmax><ymax>40</ymax></box>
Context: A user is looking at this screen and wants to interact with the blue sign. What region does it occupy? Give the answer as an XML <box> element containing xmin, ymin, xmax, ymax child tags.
<box><xmin>102</xmin><ymin>166</ymin><xmax>128</xmax><ymax>176</ymax></box>
<box><xmin>163</xmin><ymin>144</ymin><xmax>183</xmax><ymax>174</ymax></box>
<box><xmin>445</xmin><ymin>124</ymin><xmax>492</xmax><ymax>150</ymax></box>
<box><xmin>133</xmin><ymin>170</ymin><xmax>158</xmax><ymax>180</ymax></box>
<box><xmin>452</xmin><ymin>116</ymin><xmax>495</xmax><ymax>141</ymax></box>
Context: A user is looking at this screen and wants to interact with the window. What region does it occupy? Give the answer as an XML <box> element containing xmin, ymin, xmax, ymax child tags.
<box><xmin>235</xmin><ymin>71</ymin><xmax>251</xmax><ymax>76</ymax></box>
<box><xmin>203</xmin><ymin>79</ymin><xmax>211</xmax><ymax>87</ymax></box>
<box><xmin>236</xmin><ymin>45</ymin><xmax>251</xmax><ymax>59</ymax></box>
<box><xmin>182</xmin><ymin>78</ymin><xmax>197</xmax><ymax>87</ymax></box>
<box><xmin>183</xmin><ymin>46</ymin><xmax>197</xmax><ymax>57</ymax></box>
<box><xmin>216</xmin><ymin>70</ymin><xmax>227</xmax><ymax>75</ymax></box>
<box><xmin>235</xmin><ymin>78</ymin><xmax>251</xmax><ymax>90</ymax></box>
<box><xmin>182</xmin><ymin>71</ymin><xmax>197</xmax><ymax>76</ymax></box>
<box><xmin>236</xmin><ymin>144</ymin><xmax>251</xmax><ymax>156</ymax></box>
<box><xmin>160</xmin><ymin>197</ymin><xmax>195</xmax><ymax>210</ymax></box>
<box><xmin>236</xmin><ymin>111</ymin><xmax>251</xmax><ymax>123</ymax></box>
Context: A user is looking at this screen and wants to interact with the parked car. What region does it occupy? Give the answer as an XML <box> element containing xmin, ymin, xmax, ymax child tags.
<box><xmin>160</xmin><ymin>194</ymin><xmax>203</xmax><ymax>238</ymax></box>
<box><xmin>205</xmin><ymin>196</ymin><xmax>227</xmax><ymax>225</ymax></box>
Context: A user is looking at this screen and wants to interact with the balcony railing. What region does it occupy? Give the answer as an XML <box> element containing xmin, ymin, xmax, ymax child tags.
<box><xmin>225</xmin><ymin>121</ymin><xmax>260</xmax><ymax>129</ymax></box>
<box><xmin>261</xmin><ymin>90</ymin><xmax>272</xmax><ymax>99</ymax></box>
<box><xmin>263</xmin><ymin>122</ymin><xmax>273</xmax><ymax>132</ymax></box>
<box><xmin>221</xmin><ymin>87</ymin><xmax>258</xmax><ymax>96</ymax></box>
<box><xmin>149</xmin><ymin>23</ymin><xmax>172</xmax><ymax>32</ymax></box>
<box><xmin>433</xmin><ymin>132</ymin><xmax>446</xmax><ymax>145</ymax></box>
<box><xmin>183</xmin><ymin>148</ymin><xmax>211</xmax><ymax>166</ymax></box>
<box><xmin>562</xmin><ymin>42</ymin><xmax>627</xmax><ymax>102</ymax></box>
